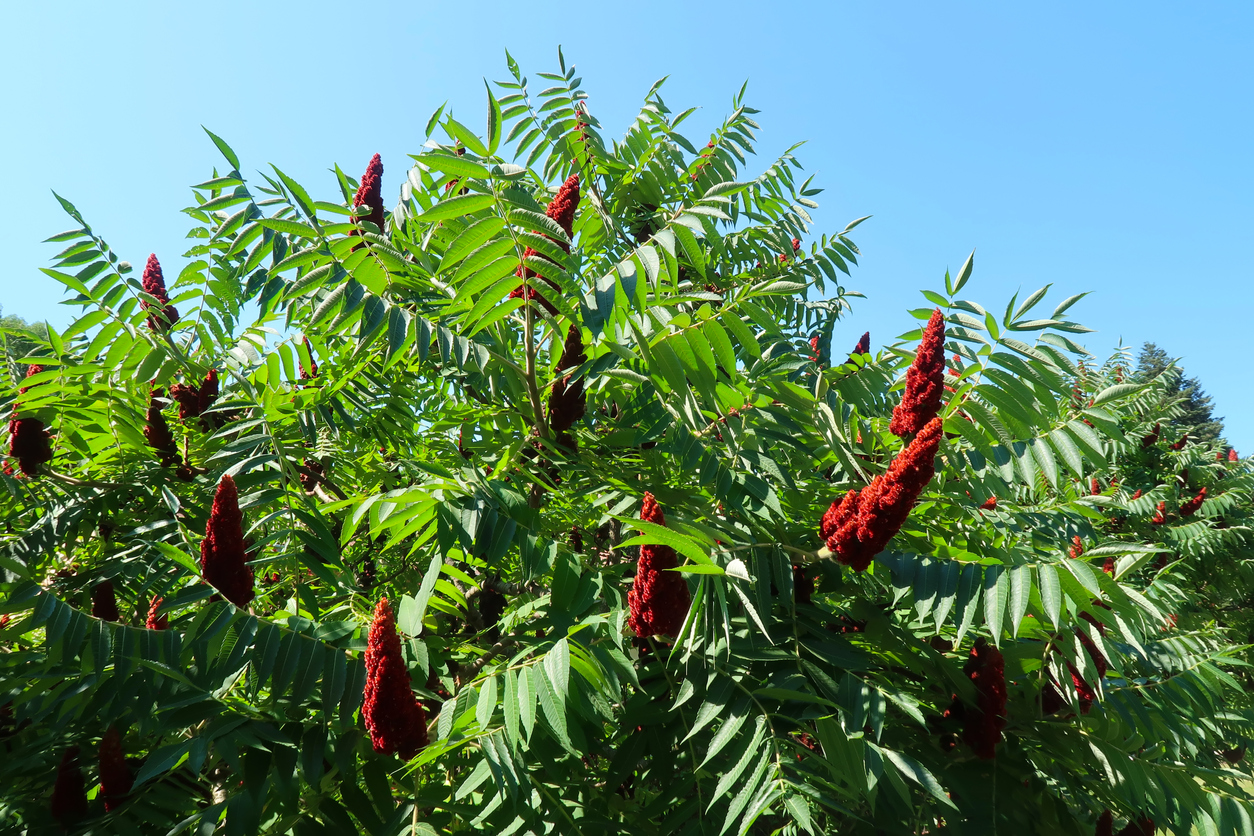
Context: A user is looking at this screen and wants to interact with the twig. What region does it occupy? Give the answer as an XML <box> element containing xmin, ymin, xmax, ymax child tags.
<box><xmin>312</xmin><ymin>484</ymin><xmax>341</xmax><ymax>505</ymax></box>
<box><xmin>418</xmin><ymin>777</ymin><xmax>428</xmax><ymax>832</ymax></box>
<box><xmin>718</xmin><ymin>541</ymin><xmax>822</xmax><ymax>563</ymax></box>
<box><xmin>45</xmin><ymin>470</ymin><xmax>121</xmax><ymax>489</ymax></box>
<box><xmin>459</xmin><ymin>639</ymin><xmax>518</xmax><ymax>685</ymax></box>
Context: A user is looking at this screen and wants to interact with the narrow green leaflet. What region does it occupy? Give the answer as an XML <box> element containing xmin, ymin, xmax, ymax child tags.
<box><xmin>415</xmin><ymin>193</ymin><xmax>495</xmax><ymax>223</ymax></box>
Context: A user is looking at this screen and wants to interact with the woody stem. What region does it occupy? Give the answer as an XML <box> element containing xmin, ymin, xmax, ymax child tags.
<box><xmin>522</xmin><ymin>303</ymin><xmax>547</xmax><ymax>438</ymax></box>
<box><xmin>719</xmin><ymin>542</ymin><xmax>819</xmax><ymax>562</ymax></box>
<box><xmin>459</xmin><ymin>639</ymin><xmax>517</xmax><ymax>685</ymax></box>
<box><xmin>411</xmin><ymin>774</ymin><xmax>420</xmax><ymax>835</ymax></box>
<box><xmin>493</xmin><ymin>184</ymin><xmax>549</xmax><ymax>439</ymax></box>
<box><xmin>45</xmin><ymin>470</ymin><xmax>122</xmax><ymax>489</ymax></box>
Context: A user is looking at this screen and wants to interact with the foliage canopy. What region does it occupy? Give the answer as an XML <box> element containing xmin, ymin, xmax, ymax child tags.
<box><xmin>2</xmin><ymin>51</ymin><xmax>1253</xmax><ymax>835</ymax></box>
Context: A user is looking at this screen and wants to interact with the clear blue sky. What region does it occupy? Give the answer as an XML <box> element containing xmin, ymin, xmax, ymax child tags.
<box><xmin>2</xmin><ymin>2</ymin><xmax>1250</xmax><ymax>451</ymax></box>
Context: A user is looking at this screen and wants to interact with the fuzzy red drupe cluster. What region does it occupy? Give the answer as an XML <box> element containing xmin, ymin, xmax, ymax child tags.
<box><xmin>545</xmin><ymin>173</ymin><xmax>580</xmax><ymax>237</ymax></box>
<box><xmin>1048</xmin><ymin>616</ymin><xmax>1110</xmax><ymax>715</ymax></box>
<box><xmin>169</xmin><ymin>368</ymin><xmax>219</xmax><ymax>422</ymax></box>
<box><xmin>960</xmin><ymin>639</ymin><xmax>1007</xmax><ymax>759</ymax></box>
<box><xmin>547</xmin><ymin>325</ymin><xmax>587</xmax><ymax>438</ymax></box>
<box><xmin>1119</xmin><ymin>818</ymin><xmax>1155</xmax><ymax>836</ymax></box>
<box><xmin>8</xmin><ymin>417</ymin><xmax>51</xmax><ymax>476</ymax></box>
<box><xmin>362</xmin><ymin>598</ymin><xmax>429</xmax><ymax>759</ymax></box>
<box><xmin>889</xmin><ymin>309</ymin><xmax>945</xmax><ymax>437</ymax></box>
<box><xmin>19</xmin><ymin>364</ymin><xmax>43</xmax><ymax>393</ymax></box>
<box><xmin>144</xmin><ymin>387</ymin><xmax>182</xmax><ymax>467</ymax></box>
<box><xmin>141</xmin><ymin>254</ymin><xmax>179</xmax><ymax>331</ymax></box>
<box><xmin>98</xmin><ymin>726</ymin><xmax>133</xmax><ymax>812</ymax></box>
<box><xmin>820</xmin><ymin>418</ymin><xmax>943</xmax><ymax>571</ymax></box>
<box><xmin>1180</xmin><ymin>487</ymin><xmax>1207</xmax><ymax>517</ymax></box>
<box><xmin>1073</xmin><ymin>626</ymin><xmax>1113</xmax><ymax>701</ymax></box>
<box><xmin>353</xmin><ymin>154</ymin><xmax>386</xmax><ymax>233</ymax></box>
<box><xmin>508</xmin><ymin>174</ymin><xmax>580</xmax><ymax>315</ymax></box>
<box><xmin>849</xmin><ymin>331</ymin><xmax>871</xmax><ymax>362</ymax></box>
<box><xmin>299</xmin><ymin>337</ymin><xmax>318</xmax><ymax>380</ymax></box>
<box><xmin>91</xmin><ymin>580</ymin><xmax>120</xmax><ymax>622</ymax></box>
<box><xmin>50</xmin><ymin>747</ymin><xmax>87</xmax><ymax>826</ymax></box>
<box><xmin>7</xmin><ymin>365</ymin><xmax>53</xmax><ymax>475</ymax></box>
<box><xmin>793</xmin><ymin>565</ymin><xmax>813</xmax><ymax>605</ymax></box>
<box><xmin>627</xmin><ymin>492</ymin><xmax>692</xmax><ymax>639</ymax></box>
<box><xmin>146</xmin><ymin>596</ymin><xmax>168</xmax><ymax>630</ymax></box>
<box><xmin>201</xmin><ymin>475</ymin><xmax>255</xmax><ymax>608</ymax></box>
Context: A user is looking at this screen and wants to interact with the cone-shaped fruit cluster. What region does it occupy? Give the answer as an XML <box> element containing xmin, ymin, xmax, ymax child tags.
<box><xmin>547</xmin><ymin>325</ymin><xmax>587</xmax><ymax>434</ymax></box>
<box><xmin>793</xmin><ymin>565</ymin><xmax>813</xmax><ymax>605</ymax></box>
<box><xmin>545</xmin><ymin>173</ymin><xmax>580</xmax><ymax>237</ymax></box>
<box><xmin>353</xmin><ymin>154</ymin><xmax>386</xmax><ymax>233</ymax></box>
<box><xmin>201</xmin><ymin>475</ymin><xmax>255</xmax><ymax>608</ymax></box>
<box><xmin>19</xmin><ymin>364</ymin><xmax>43</xmax><ymax>393</ymax></box>
<box><xmin>1180</xmin><ymin>487</ymin><xmax>1207</xmax><ymax>517</ymax></box>
<box><xmin>509</xmin><ymin>174</ymin><xmax>580</xmax><ymax>314</ymax></box>
<box><xmin>627</xmin><ymin>492</ymin><xmax>692</xmax><ymax>638</ymax></box>
<box><xmin>50</xmin><ymin>746</ymin><xmax>87</xmax><ymax>826</ymax></box>
<box><xmin>820</xmin><ymin>418</ymin><xmax>943</xmax><ymax>571</ymax></box>
<box><xmin>299</xmin><ymin>337</ymin><xmax>318</xmax><ymax>380</ymax></box>
<box><xmin>362</xmin><ymin>598</ymin><xmax>429</xmax><ymax>759</ymax></box>
<box><xmin>8</xmin><ymin>365</ymin><xmax>52</xmax><ymax>475</ymax></box>
<box><xmin>847</xmin><ymin>331</ymin><xmax>871</xmax><ymax>365</ymax></box>
<box><xmin>98</xmin><ymin>726</ymin><xmax>132</xmax><ymax>812</ymax></box>
<box><xmin>1116</xmin><ymin>818</ymin><xmax>1155</xmax><ymax>836</ymax></box>
<box><xmin>889</xmin><ymin>310</ymin><xmax>945</xmax><ymax>437</ymax></box>
<box><xmin>144</xmin><ymin>388</ymin><xmax>182</xmax><ymax>467</ymax></box>
<box><xmin>199</xmin><ymin>368</ymin><xmax>219</xmax><ymax>413</ymax></box>
<box><xmin>1064</xmin><ymin>619</ymin><xmax>1111</xmax><ymax>714</ymax></box>
<box><xmin>141</xmin><ymin>254</ymin><xmax>179</xmax><ymax>331</ymax></box>
<box><xmin>1076</xmin><ymin>626</ymin><xmax>1109</xmax><ymax>680</ymax></box>
<box><xmin>960</xmin><ymin>639</ymin><xmax>1007</xmax><ymax>759</ymax></box>
<box><xmin>8</xmin><ymin>417</ymin><xmax>51</xmax><ymax>476</ymax></box>
<box><xmin>92</xmin><ymin>580</ymin><xmax>120</xmax><ymax>622</ymax></box>
<box><xmin>145</xmin><ymin>596</ymin><xmax>168</xmax><ymax>630</ymax></box>
<box><xmin>169</xmin><ymin>369</ymin><xmax>219</xmax><ymax>422</ymax></box>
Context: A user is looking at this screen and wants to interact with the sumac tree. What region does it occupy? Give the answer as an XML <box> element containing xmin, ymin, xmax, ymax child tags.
<box><xmin>2</xmin><ymin>51</ymin><xmax>1252</xmax><ymax>835</ymax></box>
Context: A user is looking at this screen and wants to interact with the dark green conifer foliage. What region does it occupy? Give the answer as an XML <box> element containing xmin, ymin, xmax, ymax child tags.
<box><xmin>1136</xmin><ymin>341</ymin><xmax>1225</xmax><ymax>443</ymax></box>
